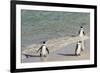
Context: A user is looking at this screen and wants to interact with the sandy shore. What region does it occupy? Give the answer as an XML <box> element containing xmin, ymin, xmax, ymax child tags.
<box><xmin>21</xmin><ymin>35</ymin><xmax>90</xmax><ymax>63</ymax></box>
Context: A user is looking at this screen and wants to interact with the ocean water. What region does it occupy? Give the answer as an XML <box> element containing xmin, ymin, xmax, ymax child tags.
<box><xmin>21</xmin><ymin>10</ymin><xmax>90</xmax><ymax>48</ymax></box>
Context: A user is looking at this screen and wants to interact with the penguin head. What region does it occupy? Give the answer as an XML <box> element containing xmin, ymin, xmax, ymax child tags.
<box><xmin>80</xmin><ymin>26</ymin><xmax>83</xmax><ymax>28</ymax></box>
<box><xmin>43</xmin><ymin>41</ymin><xmax>46</xmax><ymax>44</ymax></box>
<box><xmin>77</xmin><ymin>40</ymin><xmax>82</xmax><ymax>44</ymax></box>
<box><xmin>80</xmin><ymin>26</ymin><xmax>83</xmax><ymax>30</ymax></box>
<box><xmin>42</xmin><ymin>41</ymin><xmax>46</xmax><ymax>45</ymax></box>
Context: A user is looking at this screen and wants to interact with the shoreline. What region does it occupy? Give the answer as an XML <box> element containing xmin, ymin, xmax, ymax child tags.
<box><xmin>22</xmin><ymin>35</ymin><xmax>89</xmax><ymax>54</ymax></box>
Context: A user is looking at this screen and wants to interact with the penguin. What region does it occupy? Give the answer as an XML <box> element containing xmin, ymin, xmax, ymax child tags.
<box><xmin>37</xmin><ymin>41</ymin><xmax>49</xmax><ymax>57</ymax></box>
<box><xmin>78</xmin><ymin>26</ymin><xmax>85</xmax><ymax>51</ymax></box>
<box><xmin>75</xmin><ymin>40</ymin><xmax>82</xmax><ymax>56</ymax></box>
<box><xmin>79</xmin><ymin>26</ymin><xmax>85</xmax><ymax>37</ymax></box>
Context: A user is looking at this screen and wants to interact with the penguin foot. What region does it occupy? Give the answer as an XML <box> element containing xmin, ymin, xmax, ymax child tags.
<box><xmin>75</xmin><ymin>54</ymin><xmax>81</xmax><ymax>56</ymax></box>
<box><xmin>40</xmin><ymin>54</ymin><xmax>47</xmax><ymax>57</ymax></box>
<box><xmin>43</xmin><ymin>55</ymin><xmax>47</xmax><ymax>57</ymax></box>
<box><xmin>81</xmin><ymin>49</ymin><xmax>84</xmax><ymax>51</ymax></box>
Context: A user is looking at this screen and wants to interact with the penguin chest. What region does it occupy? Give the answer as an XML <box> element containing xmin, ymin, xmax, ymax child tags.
<box><xmin>41</xmin><ymin>46</ymin><xmax>47</xmax><ymax>55</ymax></box>
<box><xmin>79</xmin><ymin>30</ymin><xmax>84</xmax><ymax>37</ymax></box>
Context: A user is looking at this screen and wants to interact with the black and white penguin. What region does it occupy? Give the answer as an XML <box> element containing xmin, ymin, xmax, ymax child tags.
<box><xmin>78</xmin><ymin>26</ymin><xmax>85</xmax><ymax>51</ymax></box>
<box><xmin>79</xmin><ymin>26</ymin><xmax>85</xmax><ymax>37</ymax></box>
<box><xmin>75</xmin><ymin>40</ymin><xmax>82</xmax><ymax>56</ymax></box>
<box><xmin>37</xmin><ymin>41</ymin><xmax>49</xmax><ymax>57</ymax></box>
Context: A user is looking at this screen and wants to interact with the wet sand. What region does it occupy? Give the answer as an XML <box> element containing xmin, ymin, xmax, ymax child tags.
<box><xmin>21</xmin><ymin>36</ymin><xmax>90</xmax><ymax>63</ymax></box>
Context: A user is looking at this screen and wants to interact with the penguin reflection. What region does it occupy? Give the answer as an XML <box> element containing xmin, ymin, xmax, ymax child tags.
<box><xmin>37</xmin><ymin>41</ymin><xmax>49</xmax><ymax>57</ymax></box>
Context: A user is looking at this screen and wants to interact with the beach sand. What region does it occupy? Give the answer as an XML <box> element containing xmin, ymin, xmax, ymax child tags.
<box><xmin>21</xmin><ymin>36</ymin><xmax>90</xmax><ymax>63</ymax></box>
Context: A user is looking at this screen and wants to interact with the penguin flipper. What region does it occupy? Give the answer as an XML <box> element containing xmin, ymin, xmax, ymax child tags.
<box><xmin>46</xmin><ymin>47</ymin><xmax>49</xmax><ymax>54</ymax></box>
<box><xmin>83</xmin><ymin>31</ymin><xmax>85</xmax><ymax>35</ymax></box>
<box><xmin>37</xmin><ymin>46</ymin><xmax>42</xmax><ymax>53</ymax></box>
<box><xmin>75</xmin><ymin>44</ymin><xmax>78</xmax><ymax>54</ymax></box>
